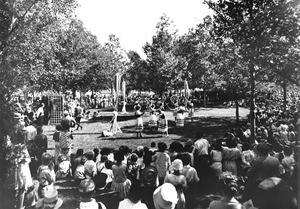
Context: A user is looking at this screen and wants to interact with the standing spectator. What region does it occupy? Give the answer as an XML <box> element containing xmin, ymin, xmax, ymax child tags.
<box><xmin>164</xmin><ymin>159</ymin><xmax>187</xmax><ymax>209</ymax></box>
<box><xmin>222</xmin><ymin>138</ymin><xmax>241</xmax><ymax>176</ymax></box>
<box><xmin>77</xmin><ymin>179</ymin><xmax>107</xmax><ymax>209</ymax></box>
<box><xmin>34</xmin><ymin>127</ymin><xmax>48</xmax><ymax>165</ymax></box>
<box><xmin>37</xmin><ymin>153</ymin><xmax>55</xmax><ymax>198</ymax></box>
<box><xmin>209</xmin><ymin>142</ymin><xmax>223</xmax><ymax>178</ymax></box>
<box><xmin>74</xmin><ymin>104</ymin><xmax>83</xmax><ymax>130</ymax></box>
<box><xmin>181</xmin><ymin>153</ymin><xmax>199</xmax><ymax>209</ymax></box>
<box><xmin>111</xmin><ymin>150</ymin><xmax>131</xmax><ymax>199</ymax></box>
<box><xmin>176</xmin><ymin>106</ymin><xmax>185</xmax><ymax>133</ymax></box>
<box><xmin>193</xmin><ymin>131</ymin><xmax>210</xmax><ymax>184</ymax></box>
<box><xmin>252</xmin><ymin>156</ymin><xmax>297</xmax><ymax>209</ymax></box>
<box><xmin>242</xmin><ymin>142</ymin><xmax>269</xmax><ymax>202</ymax></box>
<box><xmin>53</xmin><ymin>124</ymin><xmax>62</xmax><ymax>165</ymax></box>
<box><xmin>36</xmin><ymin>103</ymin><xmax>45</xmax><ymax>127</ymax></box>
<box><xmin>71</xmin><ymin>149</ymin><xmax>84</xmax><ymax>177</ymax></box>
<box><xmin>153</xmin><ymin>183</ymin><xmax>178</xmax><ymax>209</ymax></box>
<box><xmin>62</xmin><ymin>111</ymin><xmax>76</xmax><ymax>129</ymax></box>
<box><xmin>59</xmin><ymin>118</ymin><xmax>73</xmax><ymax>157</ymax></box>
<box><xmin>152</xmin><ymin>142</ymin><xmax>171</xmax><ymax>185</ymax></box>
<box><xmin>208</xmin><ymin>172</ymin><xmax>242</xmax><ymax>209</ymax></box>
<box><xmin>118</xmin><ymin>180</ymin><xmax>148</xmax><ymax>209</ymax></box>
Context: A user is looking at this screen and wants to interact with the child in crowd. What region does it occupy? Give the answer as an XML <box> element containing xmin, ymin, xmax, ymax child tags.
<box><xmin>101</xmin><ymin>160</ymin><xmax>114</xmax><ymax>189</ymax></box>
<box><xmin>149</xmin><ymin>142</ymin><xmax>157</xmax><ymax>153</ymax></box>
<box><xmin>93</xmin><ymin>148</ymin><xmax>101</xmax><ymax>164</ymax></box>
<box><xmin>77</xmin><ymin>179</ymin><xmax>107</xmax><ymax>209</ymax></box>
<box><xmin>84</xmin><ymin>151</ymin><xmax>97</xmax><ymax>179</ymax></box>
<box><xmin>37</xmin><ymin>153</ymin><xmax>55</xmax><ymax>198</ymax></box>
<box><xmin>281</xmin><ymin>146</ymin><xmax>295</xmax><ymax>178</ymax></box>
<box><xmin>71</xmin><ymin>149</ymin><xmax>84</xmax><ymax>177</ymax></box>
<box><xmin>74</xmin><ymin>156</ymin><xmax>87</xmax><ymax>184</ymax></box>
<box><xmin>111</xmin><ymin>150</ymin><xmax>131</xmax><ymax>199</ymax></box>
<box><xmin>126</xmin><ymin>153</ymin><xmax>140</xmax><ymax>182</ymax></box>
<box><xmin>152</xmin><ymin>142</ymin><xmax>171</xmax><ymax>185</ymax></box>
<box><xmin>56</xmin><ymin>150</ymin><xmax>72</xmax><ymax>179</ymax></box>
<box><xmin>97</xmin><ymin>155</ymin><xmax>108</xmax><ymax>173</ymax></box>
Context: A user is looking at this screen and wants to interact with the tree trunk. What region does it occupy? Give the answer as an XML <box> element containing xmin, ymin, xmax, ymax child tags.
<box><xmin>72</xmin><ymin>88</ymin><xmax>76</xmax><ymax>100</ymax></box>
<box><xmin>203</xmin><ymin>90</ymin><xmax>207</xmax><ymax>107</ymax></box>
<box><xmin>249</xmin><ymin>63</ymin><xmax>255</xmax><ymax>144</ymax></box>
<box><xmin>283</xmin><ymin>82</ymin><xmax>287</xmax><ymax>113</ymax></box>
<box><xmin>235</xmin><ymin>100</ymin><xmax>239</xmax><ymax>125</ymax></box>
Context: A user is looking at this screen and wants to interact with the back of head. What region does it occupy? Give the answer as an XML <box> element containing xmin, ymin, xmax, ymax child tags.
<box><xmin>85</xmin><ymin>151</ymin><xmax>94</xmax><ymax>160</ymax></box>
<box><xmin>128</xmin><ymin>180</ymin><xmax>143</xmax><ymax>204</ymax></box>
<box><xmin>60</xmin><ymin>118</ymin><xmax>70</xmax><ymax>131</ymax></box>
<box><xmin>78</xmin><ymin>179</ymin><xmax>95</xmax><ymax>199</ymax></box>
<box><xmin>263</xmin><ymin>156</ymin><xmax>280</xmax><ymax>178</ymax></box>
<box><xmin>158</xmin><ymin>142</ymin><xmax>167</xmax><ymax>152</ymax></box>
<box><xmin>218</xmin><ymin>172</ymin><xmax>238</xmax><ymax>198</ymax></box>
<box><xmin>195</xmin><ymin>131</ymin><xmax>203</xmax><ymax>139</ymax></box>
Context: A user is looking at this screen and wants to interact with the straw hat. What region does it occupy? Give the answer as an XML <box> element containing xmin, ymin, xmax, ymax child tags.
<box><xmin>36</xmin><ymin>189</ymin><xmax>63</xmax><ymax>209</ymax></box>
<box><xmin>153</xmin><ymin>183</ymin><xmax>178</xmax><ymax>209</ymax></box>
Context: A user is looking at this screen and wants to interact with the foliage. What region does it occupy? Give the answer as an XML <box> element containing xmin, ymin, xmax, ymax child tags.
<box><xmin>143</xmin><ymin>14</ymin><xmax>188</xmax><ymax>95</ymax></box>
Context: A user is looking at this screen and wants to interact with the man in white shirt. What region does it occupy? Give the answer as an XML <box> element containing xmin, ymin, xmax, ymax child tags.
<box><xmin>193</xmin><ymin>131</ymin><xmax>211</xmax><ymax>192</ymax></box>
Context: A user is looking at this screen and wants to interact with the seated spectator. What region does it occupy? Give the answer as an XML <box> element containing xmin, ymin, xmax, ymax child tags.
<box><xmin>118</xmin><ymin>180</ymin><xmax>148</xmax><ymax>209</ymax></box>
<box><xmin>77</xmin><ymin>179</ymin><xmax>107</xmax><ymax>209</ymax></box>
<box><xmin>127</xmin><ymin>153</ymin><xmax>140</xmax><ymax>182</ymax></box>
<box><xmin>36</xmin><ymin>188</ymin><xmax>63</xmax><ymax>209</ymax></box>
<box><xmin>153</xmin><ymin>183</ymin><xmax>178</xmax><ymax>209</ymax></box>
<box><xmin>71</xmin><ymin>149</ymin><xmax>84</xmax><ymax>177</ymax></box>
<box><xmin>97</xmin><ymin>155</ymin><xmax>108</xmax><ymax>173</ymax></box>
<box><xmin>56</xmin><ymin>152</ymin><xmax>71</xmax><ymax>179</ymax></box>
<box><xmin>84</xmin><ymin>151</ymin><xmax>97</xmax><ymax>179</ymax></box>
<box><xmin>74</xmin><ymin>156</ymin><xmax>87</xmax><ymax>184</ymax></box>
<box><xmin>208</xmin><ymin>172</ymin><xmax>242</xmax><ymax>209</ymax></box>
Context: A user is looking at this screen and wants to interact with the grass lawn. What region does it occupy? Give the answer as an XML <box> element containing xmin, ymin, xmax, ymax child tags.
<box><xmin>0</xmin><ymin>106</ymin><xmax>249</xmax><ymax>209</ymax></box>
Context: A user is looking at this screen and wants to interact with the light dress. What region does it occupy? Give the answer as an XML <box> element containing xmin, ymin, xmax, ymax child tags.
<box><xmin>222</xmin><ymin>147</ymin><xmax>241</xmax><ymax>176</ymax></box>
<box><xmin>164</xmin><ymin>173</ymin><xmax>187</xmax><ymax>209</ymax></box>
<box><xmin>118</xmin><ymin>199</ymin><xmax>148</xmax><ymax>209</ymax></box>
<box><xmin>111</xmin><ymin>164</ymin><xmax>131</xmax><ymax>199</ymax></box>
<box><xmin>210</xmin><ymin>150</ymin><xmax>223</xmax><ymax>177</ymax></box>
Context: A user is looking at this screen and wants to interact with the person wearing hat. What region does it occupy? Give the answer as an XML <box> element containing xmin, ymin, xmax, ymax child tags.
<box><xmin>77</xmin><ymin>179</ymin><xmax>107</xmax><ymax>209</ymax></box>
<box><xmin>36</xmin><ymin>188</ymin><xmax>63</xmax><ymax>209</ymax></box>
<box><xmin>153</xmin><ymin>183</ymin><xmax>178</xmax><ymax>209</ymax></box>
<box><xmin>252</xmin><ymin>156</ymin><xmax>297</xmax><ymax>209</ymax></box>
<box><xmin>242</xmin><ymin>142</ymin><xmax>269</xmax><ymax>202</ymax></box>
<box><xmin>164</xmin><ymin>159</ymin><xmax>187</xmax><ymax>209</ymax></box>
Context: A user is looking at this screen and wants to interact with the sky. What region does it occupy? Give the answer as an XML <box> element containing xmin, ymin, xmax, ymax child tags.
<box><xmin>75</xmin><ymin>0</ymin><xmax>213</xmax><ymax>57</ymax></box>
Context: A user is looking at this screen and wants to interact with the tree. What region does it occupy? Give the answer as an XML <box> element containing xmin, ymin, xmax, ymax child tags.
<box><xmin>143</xmin><ymin>14</ymin><xmax>188</xmax><ymax>96</ymax></box>
<box><xmin>125</xmin><ymin>51</ymin><xmax>149</xmax><ymax>92</ymax></box>
<box><xmin>177</xmin><ymin>16</ymin><xmax>221</xmax><ymax>106</ymax></box>
<box><xmin>0</xmin><ymin>0</ymin><xmax>77</xmax><ymax>179</ymax></box>
<box><xmin>206</xmin><ymin>0</ymin><xmax>300</xmax><ymax>142</ymax></box>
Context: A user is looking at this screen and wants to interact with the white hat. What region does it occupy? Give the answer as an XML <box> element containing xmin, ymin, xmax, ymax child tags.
<box><xmin>153</xmin><ymin>183</ymin><xmax>178</xmax><ymax>209</ymax></box>
<box><xmin>36</xmin><ymin>189</ymin><xmax>63</xmax><ymax>209</ymax></box>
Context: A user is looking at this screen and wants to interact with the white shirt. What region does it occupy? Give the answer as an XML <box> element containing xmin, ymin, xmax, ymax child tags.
<box><xmin>194</xmin><ymin>138</ymin><xmax>210</xmax><ymax>156</ymax></box>
<box><xmin>79</xmin><ymin>198</ymin><xmax>107</xmax><ymax>209</ymax></box>
<box><xmin>118</xmin><ymin>199</ymin><xmax>148</xmax><ymax>209</ymax></box>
